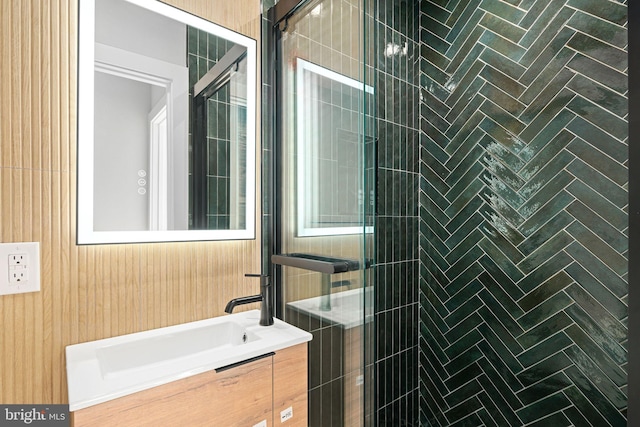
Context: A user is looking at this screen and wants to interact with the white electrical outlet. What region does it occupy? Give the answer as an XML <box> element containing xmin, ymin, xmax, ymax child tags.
<box><xmin>280</xmin><ymin>406</ymin><xmax>293</xmax><ymax>423</ymax></box>
<box><xmin>0</xmin><ymin>242</ymin><xmax>40</xmax><ymax>295</ymax></box>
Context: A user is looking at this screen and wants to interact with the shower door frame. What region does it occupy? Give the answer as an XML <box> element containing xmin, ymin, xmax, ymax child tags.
<box><xmin>266</xmin><ymin>0</ymin><xmax>376</xmax><ymax>425</ymax></box>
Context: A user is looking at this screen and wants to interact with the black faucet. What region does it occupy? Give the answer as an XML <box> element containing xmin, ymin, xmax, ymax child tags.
<box><xmin>224</xmin><ymin>274</ymin><xmax>274</xmax><ymax>326</ymax></box>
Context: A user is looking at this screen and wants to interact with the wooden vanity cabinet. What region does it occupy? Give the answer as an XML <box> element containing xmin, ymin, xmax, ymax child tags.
<box><xmin>71</xmin><ymin>343</ymin><xmax>308</xmax><ymax>427</ymax></box>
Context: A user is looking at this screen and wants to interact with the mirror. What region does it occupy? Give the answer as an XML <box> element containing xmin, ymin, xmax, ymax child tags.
<box><xmin>77</xmin><ymin>0</ymin><xmax>257</xmax><ymax>244</ymax></box>
<box><xmin>295</xmin><ymin>58</ymin><xmax>374</xmax><ymax>237</ymax></box>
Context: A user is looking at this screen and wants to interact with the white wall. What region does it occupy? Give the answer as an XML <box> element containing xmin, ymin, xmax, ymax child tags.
<box><xmin>93</xmin><ymin>0</ymin><xmax>189</xmax><ymax>230</ymax></box>
<box><xmin>95</xmin><ymin>0</ymin><xmax>186</xmax><ymax>66</ymax></box>
<box><xmin>94</xmin><ymin>71</ymin><xmax>151</xmax><ymax>231</ymax></box>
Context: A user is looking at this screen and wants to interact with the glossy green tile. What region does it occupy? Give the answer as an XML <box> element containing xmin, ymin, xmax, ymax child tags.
<box><xmin>481</xmin><ymin>82</ymin><xmax>526</xmax><ymax>117</ymax></box>
<box><xmin>445</xmin><ymin>85</ymin><xmax>484</xmax><ymax>128</ymax></box>
<box><xmin>518</xmin><ymin>131</ymin><xmax>574</xmax><ymax>183</ymax></box>
<box><xmin>480</xmin><ymin>65</ymin><xmax>526</xmax><ymax>98</ymax></box>
<box><xmin>517</xmin><ymin>290</ymin><xmax>573</xmax><ymax>330</ymax></box>
<box><xmin>566</xmin><ymin>202</ymin><xmax>628</xmax><ymax>256</ymax></box>
<box><xmin>567</xmin><ymin>138</ymin><xmax>629</xmax><ymax>186</ymax></box>
<box><xmin>480</xmin><ymin>0</ymin><xmax>526</xmax><ymax>22</ymax></box>
<box><xmin>445</xmin><ymin>242</ymin><xmax>485</xmax><ymax>279</ymax></box>
<box><xmin>441</xmin><ymin>258</ymin><xmax>481</xmax><ymax>299</ymax></box>
<box><xmin>567</xmin><ymin>221</ymin><xmax>627</xmax><ymax>276</ymax></box>
<box><xmin>563</xmin><ymin>385</ymin><xmax>613</xmax><ymax>427</ymax></box>
<box><xmin>446</xmin><ymin>61</ymin><xmax>485</xmax><ymax>108</ymax></box>
<box><xmin>566</xmin><ymin>158</ymin><xmax>627</xmax><ymax>208</ymax></box>
<box><xmin>479</xmin><ymin>271</ymin><xmax>523</xmax><ymax>316</ymax></box>
<box><xmin>444</xmin><ymin>396</ymin><xmax>483</xmax><ymax>424</ymax></box>
<box><xmin>522</xmin><ymin>251</ymin><xmax>575</xmax><ymax>295</ymax></box>
<box><xmin>477</xmin><ymin>373</ymin><xmax>522</xmax><ymax>425</ymax></box>
<box><xmin>563</xmin><ymin>366</ymin><xmax>627</xmax><ymax>426</ymax></box>
<box><xmin>523</xmin><ymin>6</ymin><xmax>574</xmax><ymax>52</ymax></box>
<box><xmin>444</xmin><ymin>327</ymin><xmax>483</xmax><ymax>361</ymax></box>
<box><xmin>567</xmin><ymin>53</ymin><xmax>627</xmax><ymax>95</ymax></box>
<box><xmin>479</xmin><ymin>290</ymin><xmax>524</xmax><ymax>337</ymax></box>
<box><xmin>478</xmin><ymin>339</ymin><xmax>524</xmax><ymax>392</ymax></box>
<box><xmin>444</xmin><ymin>345</ymin><xmax>484</xmax><ymax>377</ymax></box>
<box><xmin>517</xmin><ymin>310</ymin><xmax>573</xmax><ymax>349</ymax></box>
<box><xmin>519</xmin><ymin>190</ymin><xmax>573</xmax><ymax>237</ymax></box>
<box><xmin>562</xmin><ymin>406</ymin><xmax>591</xmax><ymax>427</ymax></box>
<box><xmin>568</xmin><ymin>32</ymin><xmax>627</xmax><ymax>72</ymax></box>
<box><xmin>445</xmin><ymin>361</ymin><xmax>484</xmax><ymax>391</ymax></box>
<box><xmin>565</xmin><ymin>304</ymin><xmax>627</xmax><ymax>365</ymax></box>
<box><xmin>567</xmin><ymin>95</ymin><xmax>627</xmax><ymax>141</ymax></box>
<box><xmin>517</xmin><ymin>330</ymin><xmax>573</xmax><ymax>368</ymax></box>
<box><xmin>477</xmin><ymin>254</ymin><xmax>523</xmax><ymax>300</ymax></box>
<box><xmin>568</xmin><ymin>11</ymin><xmax>627</xmax><ymax>50</ymax></box>
<box><xmin>567</xmin><ymin>116</ymin><xmax>627</xmax><ymax>163</ymax></box>
<box><xmin>446</xmin><ymin>212</ymin><xmax>486</xmax><ymax>253</ymax></box>
<box><xmin>480</xmin><ymin>30</ymin><xmax>526</xmax><ymax>62</ymax></box>
<box><xmin>517</xmin><ymin>394</ymin><xmax>573</xmax><ymax>425</ymax></box>
<box><xmin>445</xmin><ymin>97</ymin><xmax>484</xmax><ymax>141</ymax></box>
<box><xmin>519</xmin><ymin>350</ymin><xmax>574</xmax><ymax>387</ymax></box>
<box><xmin>518</xmin><ymin>211</ymin><xmax>574</xmax><ymax>256</ymax></box>
<box><xmin>418</xmin><ymin>0</ymin><xmax>629</xmax><ymax>423</ymax></box>
<box><xmin>445</xmin><ymin>0</ymin><xmax>483</xmax><ymax>43</ymax></box>
<box><xmin>445</xmin><ymin>290</ymin><xmax>484</xmax><ymax>330</ymax></box>
<box><xmin>568</xmin><ymin>74</ymin><xmax>628</xmax><ymax>120</ymax></box>
<box><xmin>444</xmin><ymin>175</ymin><xmax>485</xmax><ymax>218</ymax></box>
<box><xmin>445</xmin><ymin>229</ymin><xmax>485</xmax><ymax>268</ymax></box>
<box><xmin>519</xmin><ymin>88</ymin><xmax>576</xmax><ymax>143</ymax></box>
<box><xmin>421</xmin><ymin>43</ymin><xmax>450</xmax><ymax>71</ymax></box>
<box><xmin>447</xmin><ymin>381</ymin><xmax>485</xmax><ymax>411</ymax></box>
<box><xmin>445</xmin><ymin>128</ymin><xmax>487</xmax><ymax>166</ymax></box>
<box><xmin>564</xmin><ymin>324</ymin><xmax>626</xmax><ymax>387</ymax></box>
<box><xmin>521</xmin><ymin>69</ymin><xmax>576</xmax><ymax>123</ymax></box>
<box><xmin>422</xmin><ymin>28</ymin><xmax>451</xmax><ymax>55</ymax></box>
<box><xmin>446</xmin><ymin>29</ymin><xmax>484</xmax><ymax>74</ymax></box>
<box><xmin>517</xmin><ymin>371</ymin><xmax>572</xmax><ymax>406</ymax></box>
<box><xmin>568</xmin><ymin>0</ymin><xmax>627</xmax><ymax>26</ymax></box>
<box><xmin>565</xmin><ymin>263</ymin><xmax>627</xmax><ymax>321</ymax></box>
<box><xmin>477</xmin><ymin>321</ymin><xmax>523</xmax><ymax>371</ymax></box>
<box><xmin>518</xmin><ymin>169</ymin><xmax>574</xmax><ymax>220</ymax></box>
<box><xmin>480</xmin><ymin>13</ymin><xmax>526</xmax><ymax>43</ymax></box>
<box><xmin>444</xmin><ymin>311</ymin><xmax>483</xmax><ymax>344</ymax></box>
<box><xmin>519</xmin><ymin>0</ymin><xmax>552</xmax><ymax>29</ymax></box>
<box><xmin>445</xmin><ymin>154</ymin><xmax>485</xmax><ymax>198</ymax></box>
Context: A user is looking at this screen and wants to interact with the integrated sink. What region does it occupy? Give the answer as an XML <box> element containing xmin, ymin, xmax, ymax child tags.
<box><xmin>286</xmin><ymin>287</ymin><xmax>373</xmax><ymax>329</ymax></box>
<box><xmin>66</xmin><ymin>310</ymin><xmax>311</xmax><ymax>411</ymax></box>
<box><xmin>96</xmin><ymin>321</ymin><xmax>258</xmax><ymax>378</ymax></box>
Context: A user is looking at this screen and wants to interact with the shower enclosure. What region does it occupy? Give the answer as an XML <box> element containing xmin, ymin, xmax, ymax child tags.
<box><xmin>267</xmin><ymin>0</ymin><xmax>376</xmax><ymax>425</ymax></box>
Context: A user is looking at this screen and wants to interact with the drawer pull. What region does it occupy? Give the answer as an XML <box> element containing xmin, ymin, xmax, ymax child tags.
<box><xmin>215</xmin><ymin>352</ymin><xmax>275</xmax><ymax>373</ymax></box>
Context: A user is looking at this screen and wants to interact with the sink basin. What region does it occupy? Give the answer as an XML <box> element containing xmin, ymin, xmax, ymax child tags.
<box><xmin>66</xmin><ymin>310</ymin><xmax>311</xmax><ymax>411</ymax></box>
<box><xmin>97</xmin><ymin>321</ymin><xmax>258</xmax><ymax>378</ymax></box>
<box><xmin>286</xmin><ymin>288</ymin><xmax>373</xmax><ymax>329</ymax></box>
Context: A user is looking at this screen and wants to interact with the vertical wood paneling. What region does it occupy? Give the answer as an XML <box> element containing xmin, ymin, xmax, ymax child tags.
<box><xmin>0</xmin><ymin>0</ymin><xmax>262</xmax><ymax>404</ymax></box>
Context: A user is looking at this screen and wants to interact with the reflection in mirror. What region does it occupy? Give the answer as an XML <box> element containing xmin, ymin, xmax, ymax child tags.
<box><xmin>296</xmin><ymin>59</ymin><xmax>375</xmax><ymax>237</ymax></box>
<box><xmin>77</xmin><ymin>0</ymin><xmax>256</xmax><ymax>244</ymax></box>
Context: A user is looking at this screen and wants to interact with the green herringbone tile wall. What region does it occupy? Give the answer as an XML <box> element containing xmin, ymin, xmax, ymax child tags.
<box><xmin>418</xmin><ymin>0</ymin><xmax>628</xmax><ymax>425</ymax></box>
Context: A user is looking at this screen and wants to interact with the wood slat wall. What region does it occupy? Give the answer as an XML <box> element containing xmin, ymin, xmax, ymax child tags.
<box><xmin>0</xmin><ymin>0</ymin><xmax>262</xmax><ymax>404</ymax></box>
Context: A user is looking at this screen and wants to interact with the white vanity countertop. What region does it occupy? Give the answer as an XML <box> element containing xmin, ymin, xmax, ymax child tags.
<box><xmin>287</xmin><ymin>288</ymin><xmax>373</xmax><ymax>329</ymax></box>
<box><xmin>66</xmin><ymin>310</ymin><xmax>312</xmax><ymax>411</ymax></box>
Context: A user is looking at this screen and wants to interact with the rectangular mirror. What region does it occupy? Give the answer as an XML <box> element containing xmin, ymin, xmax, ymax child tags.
<box><xmin>296</xmin><ymin>58</ymin><xmax>374</xmax><ymax>237</ymax></box>
<box><xmin>77</xmin><ymin>0</ymin><xmax>257</xmax><ymax>244</ymax></box>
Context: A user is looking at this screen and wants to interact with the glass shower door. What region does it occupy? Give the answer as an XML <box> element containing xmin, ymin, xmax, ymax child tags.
<box><xmin>272</xmin><ymin>0</ymin><xmax>375</xmax><ymax>425</ymax></box>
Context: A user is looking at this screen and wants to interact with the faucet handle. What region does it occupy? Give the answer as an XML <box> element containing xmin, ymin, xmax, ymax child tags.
<box><xmin>245</xmin><ymin>273</ymin><xmax>270</xmax><ymax>286</ymax></box>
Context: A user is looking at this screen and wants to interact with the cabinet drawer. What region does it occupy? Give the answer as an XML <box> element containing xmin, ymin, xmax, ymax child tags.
<box><xmin>72</xmin><ymin>355</ymin><xmax>273</xmax><ymax>427</ymax></box>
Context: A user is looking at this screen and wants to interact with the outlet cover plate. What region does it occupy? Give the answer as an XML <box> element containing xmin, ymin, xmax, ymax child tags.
<box><xmin>0</xmin><ymin>242</ymin><xmax>40</xmax><ymax>295</ymax></box>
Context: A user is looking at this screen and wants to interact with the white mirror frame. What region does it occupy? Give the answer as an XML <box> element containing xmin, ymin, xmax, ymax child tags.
<box><xmin>77</xmin><ymin>0</ymin><xmax>257</xmax><ymax>244</ymax></box>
